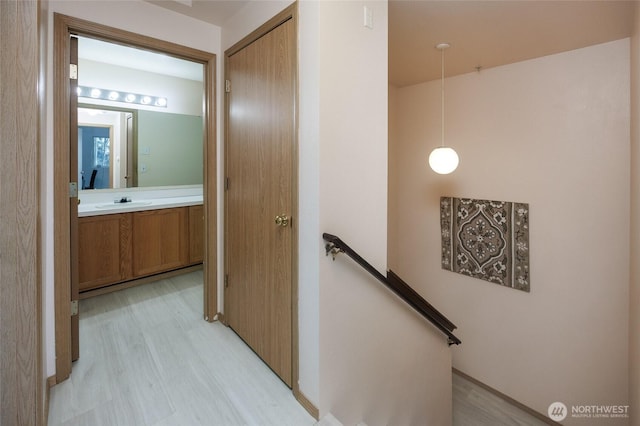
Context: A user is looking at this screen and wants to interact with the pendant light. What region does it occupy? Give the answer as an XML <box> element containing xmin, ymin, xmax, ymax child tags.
<box><xmin>429</xmin><ymin>43</ymin><xmax>459</xmax><ymax>174</ymax></box>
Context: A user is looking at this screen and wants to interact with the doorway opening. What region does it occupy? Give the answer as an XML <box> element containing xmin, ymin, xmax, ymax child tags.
<box><xmin>53</xmin><ymin>13</ymin><xmax>217</xmax><ymax>382</ymax></box>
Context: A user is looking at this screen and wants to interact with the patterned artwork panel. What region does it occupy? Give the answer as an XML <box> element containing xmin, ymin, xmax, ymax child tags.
<box><xmin>440</xmin><ymin>197</ymin><xmax>530</xmax><ymax>292</ymax></box>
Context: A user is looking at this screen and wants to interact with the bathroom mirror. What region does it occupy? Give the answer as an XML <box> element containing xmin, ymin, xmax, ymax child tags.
<box><xmin>78</xmin><ymin>106</ymin><xmax>203</xmax><ymax>189</ymax></box>
<box><xmin>77</xmin><ymin>36</ymin><xmax>204</xmax><ymax>192</ymax></box>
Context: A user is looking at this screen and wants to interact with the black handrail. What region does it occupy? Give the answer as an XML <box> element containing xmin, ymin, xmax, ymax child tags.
<box><xmin>323</xmin><ymin>233</ymin><xmax>461</xmax><ymax>346</ymax></box>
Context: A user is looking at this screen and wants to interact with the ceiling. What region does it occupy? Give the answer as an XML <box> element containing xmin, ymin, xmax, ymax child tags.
<box><xmin>141</xmin><ymin>1</ymin><xmax>635</xmax><ymax>87</ymax></box>
<box><xmin>389</xmin><ymin>0</ymin><xmax>635</xmax><ymax>87</ymax></box>
<box><xmin>78</xmin><ymin>36</ymin><xmax>204</xmax><ymax>81</ymax></box>
<box><xmin>144</xmin><ymin>0</ymin><xmax>250</xmax><ymax>26</ymax></box>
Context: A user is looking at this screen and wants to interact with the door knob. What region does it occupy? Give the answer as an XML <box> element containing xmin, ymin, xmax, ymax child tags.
<box><xmin>275</xmin><ymin>214</ymin><xmax>290</xmax><ymax>227</ymax></box>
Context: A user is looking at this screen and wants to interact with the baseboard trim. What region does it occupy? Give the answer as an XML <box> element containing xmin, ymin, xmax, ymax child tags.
<box><xmin>294</xmin><ymin>388</ymin><xmax>319</xmax><ymax>420</ymax></box>
<box><xmin>45</xmin><ymin>375</ymin><xmax>56</xmax><ymax>424</ymax></box>
<box><xmin>79</xmin><ymin>265</ymin><xmax>203</xmax><ymax>300</ymax></box>
<box><xmin>453</xmin><ymin>368</ymin><xmax>558</xmax><ymax>425</ymax></box>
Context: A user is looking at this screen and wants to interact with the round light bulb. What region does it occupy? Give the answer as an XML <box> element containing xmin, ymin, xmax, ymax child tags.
<box><xmin>428</xmin><ymin>147</ymin><xmax>459</xmax><ymax>174</ymax></box>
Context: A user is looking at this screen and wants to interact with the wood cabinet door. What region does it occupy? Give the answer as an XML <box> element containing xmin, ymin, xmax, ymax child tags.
<box><xmin>189</xmin><ymin>205</ymin><xmax>204</xmax><ymax>264</ymax></box>
<box><xmin>78</xmin><ymin>213</ymin><xmax>132</xmax><ymax>291</ymax></box>
<box><xmin>132</xmin><ymin>207</ymin><xmax>189</xmax><ymax>277</ymax></box>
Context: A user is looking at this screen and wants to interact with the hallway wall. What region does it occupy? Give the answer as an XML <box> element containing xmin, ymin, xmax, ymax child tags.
<box><xmin>389</xmin><ymin>39</ymin><xmax>630</xmax><ymax>425</ymax></box>
<box><xmin>316</xmin><ymin>2</ymin><xmax>452</xmax><ymax>425</ymax></box>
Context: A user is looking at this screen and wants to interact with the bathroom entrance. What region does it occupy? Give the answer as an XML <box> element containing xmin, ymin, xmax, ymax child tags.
<box><xmin>53</xmin><ymin>14</ymin><xmax>217</xmax><ymax>382</ymax></box>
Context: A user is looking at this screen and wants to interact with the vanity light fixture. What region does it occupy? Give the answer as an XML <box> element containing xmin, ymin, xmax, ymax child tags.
<box><xmin>77</xmin><ymin>85</ymin><xmax>167</xmax><ymax>108</ymax></box>
<box><xmin>428</xmin><ymin>43</ymin><xmax>459</xmax><ymax>175</ymax></box>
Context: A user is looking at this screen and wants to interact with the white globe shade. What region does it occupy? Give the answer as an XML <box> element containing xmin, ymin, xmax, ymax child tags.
<box><xmin>429</xmin><ymin>147</ymin><xmax>459</xmax><ymax>174</ymax></box>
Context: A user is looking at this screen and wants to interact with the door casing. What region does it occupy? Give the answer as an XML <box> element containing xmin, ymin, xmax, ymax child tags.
<box><xmin>53</xmin><ymin>13</ymin><xmax>217</xmax><ymax>382</ymax></box>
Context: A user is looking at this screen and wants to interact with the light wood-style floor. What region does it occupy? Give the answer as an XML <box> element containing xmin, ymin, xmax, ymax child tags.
<box><xmin>48</xmin><ymin>270</ymin><xmax>315</xmax><ymax>426</ymax></box>
<box><xmin>453</xmin><ymin>373</ymin><xmax>551</xmax><ymax>426</ymax></box>
<box><xmin>48</xmin><ymin>270</ymin><xmax>550</xmax><ymax>426</ymax></box>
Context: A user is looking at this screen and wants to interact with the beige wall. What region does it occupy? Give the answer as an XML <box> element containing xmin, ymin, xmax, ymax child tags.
<box><xmin>136</xmin><ymin>111</ymin><xmax>203</xmax><ymax>187</ymax></box>
<box><xmin>389</xmin><ymin>40</ymin><xmax>630</xmax><ymax>425</ymax></box>
<box><xmin>630</xmin><ymin>3</ymin><xmax>640</xmax><ymax>425</ymax></box>
<box><xmin>317</xmin><ymin>2</ymin><xmax>452</xmax><ymax>425</ymax></box>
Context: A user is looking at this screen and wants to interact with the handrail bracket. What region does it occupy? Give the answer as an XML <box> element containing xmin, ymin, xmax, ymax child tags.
<box><xmin>325</xmin><ymin>243</ymin><xmax>344</xmax><ymax>260</ymax></box>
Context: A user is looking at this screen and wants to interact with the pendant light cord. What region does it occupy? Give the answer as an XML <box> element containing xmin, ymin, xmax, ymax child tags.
<box><xmin>441</xmin><ymin>46</ymin><xmax>445</xmax><ymax>148</ymax></box>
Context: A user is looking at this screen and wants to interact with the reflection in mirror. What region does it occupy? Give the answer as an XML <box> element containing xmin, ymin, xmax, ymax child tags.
<box><xmin>78</xmin><ymin>124</ymin><xmax>112</xmax><ymax>189</ymax></box>
<box><xmin>78</xmin><ymin>106</ymin><xmax>204</xmax><ymax>189</ymax></box>
<box><xmin>77</xmin><ymin>36</ymin><xmax>204</xmax><ymax>191</ymax></box>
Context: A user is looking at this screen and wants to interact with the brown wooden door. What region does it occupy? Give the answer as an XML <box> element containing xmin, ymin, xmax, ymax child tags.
<box><xmin>225</xmin><ymin>17</ymin><xmax>296</xmax><ymax>387</ymax></box>
<box><xmin>70</xmin><ymin>35</ymin><xmax>80</xmax><ymax>362</ymax></box>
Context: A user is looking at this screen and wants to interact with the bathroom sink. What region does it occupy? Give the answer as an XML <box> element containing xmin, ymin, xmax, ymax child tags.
<box><xmin>94</xmin><ymin>201</ymin><xmax>152</xmax><ymax>209</ymax></box>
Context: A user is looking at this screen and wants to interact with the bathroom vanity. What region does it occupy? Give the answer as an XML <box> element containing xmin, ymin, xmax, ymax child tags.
<box><xmin>77</xmin><ymin>187</ymin><xmax>204</xmax><ymax>294</ymax></box>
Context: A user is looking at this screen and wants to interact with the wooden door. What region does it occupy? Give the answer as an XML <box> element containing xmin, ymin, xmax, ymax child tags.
<box><xmin>70</xmin><ymin>35</ymin><xmax>80</xmax><ymax>361</ymax></box>
<box><xmin>225</xmin><ymin>17</ymin><xmax>296</xmax><ymax>387</ymax></box>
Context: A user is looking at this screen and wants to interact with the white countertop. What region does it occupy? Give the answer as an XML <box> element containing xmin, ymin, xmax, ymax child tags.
<box><xmin>79</xmin><ymin>195</ymin><xmax>203</xmax><ymax>217</ymax></box>
<box><xmin>78</xmin><ymin>186</ymin><xmax>204</xmax><ymax>217</ymax></box>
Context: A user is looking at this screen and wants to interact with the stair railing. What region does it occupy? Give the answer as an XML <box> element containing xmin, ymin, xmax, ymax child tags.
<box><xmin>323</xmin><ymin>233</ymin><xmax>461</xmax><ymax>346</ymax></box>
